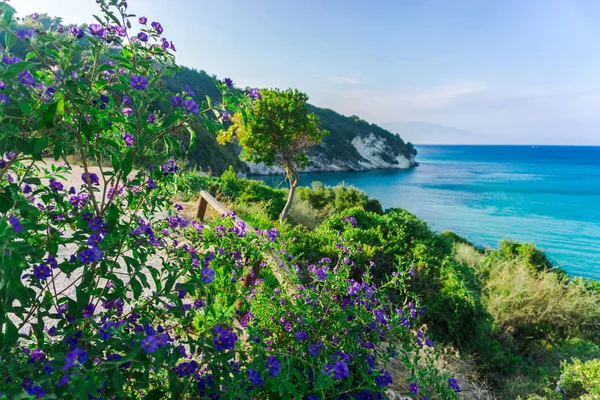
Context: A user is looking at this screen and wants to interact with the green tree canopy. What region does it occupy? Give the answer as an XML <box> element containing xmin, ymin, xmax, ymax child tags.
<box><xmin>218</xmin><ymin>88</ymin><xmax>328</xmax><ymax>222</ymax></box>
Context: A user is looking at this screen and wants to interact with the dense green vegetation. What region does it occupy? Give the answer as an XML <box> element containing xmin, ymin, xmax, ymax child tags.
<box><xmin>177</xmin><ymin>170</ymin><xmax>600</xmax><ymax>399</ymax></box>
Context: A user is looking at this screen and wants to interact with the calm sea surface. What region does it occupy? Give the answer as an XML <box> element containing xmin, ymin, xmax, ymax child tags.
<box><xmin>254</xmin><ymin>146</ymin><xmax>600</xmax><ymax>280</ymax></box>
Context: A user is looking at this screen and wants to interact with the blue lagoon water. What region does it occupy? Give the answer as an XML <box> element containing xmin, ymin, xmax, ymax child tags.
<box><xmin>255</xmin><ymin>146</ymin><xmax>600</xmax><ymax>279</ymax></box>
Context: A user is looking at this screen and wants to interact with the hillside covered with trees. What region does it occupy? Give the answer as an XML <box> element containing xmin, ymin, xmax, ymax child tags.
<box><xmin>164</xmin><ymin>67</ymin><xmax>418</xmax><ymax>175</ymax></box>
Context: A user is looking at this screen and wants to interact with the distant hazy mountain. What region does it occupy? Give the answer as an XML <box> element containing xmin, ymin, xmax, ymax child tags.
<box><xmin>387</xmin><ymin>121</ymin><xmax>483</xmax><ymax>145</ymax></box>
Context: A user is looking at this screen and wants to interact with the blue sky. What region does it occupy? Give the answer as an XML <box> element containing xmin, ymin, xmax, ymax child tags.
<box><xmin>15</xmin><ymin>0</ymin><xmax>600</xmax><ymax>144</ymax></box>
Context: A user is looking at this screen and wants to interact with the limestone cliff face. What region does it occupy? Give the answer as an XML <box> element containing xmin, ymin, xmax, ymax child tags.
<box><xmin>244</xmin><ymin>133</ymin><xmax>418</xmax><ymax>175</ymax></box>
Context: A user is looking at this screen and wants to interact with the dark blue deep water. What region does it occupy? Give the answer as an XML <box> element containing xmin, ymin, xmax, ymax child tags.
<box><xmin>254</xmin><ymin>146</ymin><xmax>600</xmax><ymax>279</ymax></box>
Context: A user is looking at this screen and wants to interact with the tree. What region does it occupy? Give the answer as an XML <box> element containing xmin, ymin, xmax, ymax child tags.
<box><xmin>218</xmin><ymin>88</ymin><xmax>328</xmax><ymax>223</ymax></box>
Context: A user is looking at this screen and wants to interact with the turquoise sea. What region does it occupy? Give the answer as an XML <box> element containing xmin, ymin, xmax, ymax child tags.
<box><xmin>255</xmin><ymin>146</ymin><xmax>600</xmax><ymax>280</ymax></box>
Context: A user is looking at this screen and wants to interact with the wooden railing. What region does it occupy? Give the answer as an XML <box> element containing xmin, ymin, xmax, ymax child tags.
<box><xmin>195</xmin><ymin>190</ymin><xmax>230</xmax><ymax>222</ymax></box>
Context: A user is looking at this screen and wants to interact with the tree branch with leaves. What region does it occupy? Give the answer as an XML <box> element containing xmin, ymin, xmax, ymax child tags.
<box><xmin>218</xmin><ymin>88</ymin><xmax>328</xmax><ymax>223</ymax></box>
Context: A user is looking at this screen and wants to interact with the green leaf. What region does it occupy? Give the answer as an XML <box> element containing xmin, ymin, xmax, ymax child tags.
<box><xmin>1</xmin><ymin>3</ymin><xmax>15</xmax><ymax>25</ymax></box>
<box><xmin>105</xmin><ymin>11</ymin><xmax>122</xmax><ymax>26</ymax></box>
<box><xmin>111</xmin><ymin>154</ymin><xmax>120</xmax><ymax>171</ymax></box>
<box><xmin>121</xmin><ymin>148</ymin><xmax>134</xmax><ymax>181</ymax></box>
<box><xmin>4</xmin><ymin>32</ymin><xmax>16</xmax><ymax>53</ymax></box>
<box><xmin>112</xmin><ymin>367</ymin><xmax>125</xmax><ymax>396</ymax></box>
<box><xmin>0</xmin><ymin>188</ymin><xmax>13</xmax><ymax>213</ymax></box>
<box><xmin>33</xmin><ymin>137</ymin><xmax>49</xmax><ymax>158</ymax></box>
<box><xmin>23</xmin><ymin>177</ymin><xmax>41</xmax><ymax>185</ymax></box>
<box><xmin>130</xmin><ymin>276</ymin><xmax>142</xmax><ymax>298</ymax></box>
<box><xmin>3</xmin><ymin>319</ymin><xmax>18</xmax><ymax>349</ymax></box>
<box><xmin>187</xmin><ymin>126</ymin><xmax>197</xmax><ymax>150</ymax></box>
<box><xmin>281</xmin><ymin>380</ymin><xmax>300</xmax><ymax>397</ymax></box>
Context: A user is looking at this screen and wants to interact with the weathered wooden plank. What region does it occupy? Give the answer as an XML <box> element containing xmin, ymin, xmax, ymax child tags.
<box><xmin>195</xmin><ymin>196</ymin><xmax>208</xmax><ymax>221</ymax></box>
<box><xmin>199</xmin><ymin>190</ymin><xmax>230</xmax><ymax>216</ymax></box>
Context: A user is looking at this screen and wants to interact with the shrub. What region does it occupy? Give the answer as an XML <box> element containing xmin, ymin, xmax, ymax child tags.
<box><xmin>482</xmin><ymin>257</ymin><xmax>600</xmax><ymax>345</ymax></box>
<box><xmin>558</xmin><ymin>359</ymin><xmax>600</xmax><ymax>398</ymax></box>
<box><xmin>492</xmin><ymin>240</ymin><xmax>560</xmax><ymax>275</ymax></box>
<box><xmin>284</xmin><ymin>207</ymin><xmax>486</xmax><ymax>347</ymax></box>
<box><xmin>297</xmin><ymin>181</ymin><xmax>384</xmax><ymax>219</ymax></box>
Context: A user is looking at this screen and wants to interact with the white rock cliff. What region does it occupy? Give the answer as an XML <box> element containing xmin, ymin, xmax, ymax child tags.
<box><xmin>244</xmin><ymin>133</ymin><xmax>417</xmax><ymax>175</ymax></box>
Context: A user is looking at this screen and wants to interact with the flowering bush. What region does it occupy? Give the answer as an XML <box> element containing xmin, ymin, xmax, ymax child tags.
<box><xmin>0</xmin><ymin>2</ymin><xmax>458</xmax><ymax>399</ymax></box>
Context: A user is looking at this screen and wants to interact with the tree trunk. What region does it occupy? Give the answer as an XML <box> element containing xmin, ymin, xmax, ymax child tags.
<box><xmin>279</xmin><ymin>167</ymin><xmax>298</xmax><ymax>223</ymax></box>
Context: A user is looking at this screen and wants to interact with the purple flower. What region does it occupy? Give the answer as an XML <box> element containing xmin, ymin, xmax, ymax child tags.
<box><xmin>25</xmin><ymin>385</ymin><xmax>45</xmax><ymax>398</ymax></box>
<box><xmin>31</xmin><ymin>13</ymin><xmax>40</xmax><ymax>19</ymax></box>
<box><xmin>375</xmin><ymin>370</ymin><xmax>393</xmax><ymax>388</ymax></box>
<box><xmin>8</xmin><ymin>215</ymin><xmax>22</xmax><ymax>233</ymax></box>
<box><xmin>141</xmin><ymin>334</ymin><xmax>159</xmax><ymax>353</ymax></box>
<box><xmin>448</xmin><ymin>378</ymin><xmax>460</xmax><ymax>392</ymax></box>
<box><xmin>151</xmin><ymin>21</ymin><xmax>163</xmax><ymax>34</ymax></box>
<box><xmin>123</xmin><ymin>95</ymin><xmax>132</xmax><ymax>105</ymax></box>
<box><xmin>107</xmin><ymin>353</ymin><xmax>122</xmax><ymax>361</ymax></box>
<box><xmin>82</xmin><ymin>172</ymin><xmax>100</xmax><ymax>185</ymax></box>
<box><xmin>170</xmin><ymin>41</ymin><xmax>176</xmax><ymax>51</ymax></box>
<box><xmin>82</xmin><ymin>303</ymin><xmax>95</xmax><ymax>318</ymax></box>
<box><xmin>88</xmin><ymin>234</ymin><xmax>103</xmax><ymax>248</ymax></box>
<box><xmin>183</xmin><ymin>99</ymin><xmax>198</xmax><ymax>114</ymax></box>
<box><xmin>148</xmin><ymin>178</ymin><xmax>156</xmax><ymax>190</ymax></box>
<box><xmin>309</xmin><ymin>344</ymin><xmax>320</xmax><ymax>356</ymax></box>
<box><xmin>33</xmin><ymin>264</ymin><xmax>51</xmax><ymax>280</ymax></box>
<box><xmin>170</xmin><ymin>95</ymin><xmax>183</xmax><ymax>107</ymax></box>
<box><xmin>18</xmin><ymin>70</ymin><xmax>36</xmax><ymax>86</ymax></box>
<box><xmin>249</xmin><ymin>88</ymin><xmax>262</xmax><ymax>100</ymax></box>
<box><xmin>185</xmin><ymin>84</ymin><xmax>194</xmax><ymax>97</ymax></box>
<box><xmin>23</xmin><ymin>184</ymin><xmax>32</xmax><ymax>194</ymax></box>
<box><xmin>79</xmin><ymin>248</ymin><xmax>101</xmax><ymax>264</ymax></box>
<box><xmin>0</xmin><ymin>80</ymin><xmax>5</xmax><ymax>90</ymax></box>
<box><xmin>49</xmin><ymin>179</ymin><xmax>64</xmax><ymax>191</ymax></box>
<box><xmin>57</xmin><ymin>375</ymin><xmax>70</xmax><ymax>386</ymax></box>
<box><xmin>131</xmin><ymin>75</ymin><xmax>148</xmax><ymax>90</ymax></box>
<box><xmin>114</xmin><ymin>25</ymin><xmax>126</xmax><ymax>36</ymax></box>
<box><xmin>139</xmin><ymin>17</ymin><xmax>147</xmax><ymax>24</ymax></box>
<box><xmin>2</xmin><ymin>54</ymin><xmax>21</xmax><ymax>65</ymax></box>
<box><xmin>0</xmin><ymin>94</ymin><xmax>9</xmax><ymax>104</ymax></box>
<box><xmin>342</xmin><ymin>216</ymin><xmax>357</xmax><ymax>228</ymax></box>
<box><xmin>88</xmin><ymin>24</ymin><xmax>105</xmax><ymax>37</ymax></box>
<box><xmin>16</xmin><ymin>29</ymin><xmax>35</xmax><ymax>39</ymax></box>
<box><xmin>70</xmin><ymin>26</ymin><xmax>84</xmax><ymax>39</ymax></box>
<box><xmin>409</xmin><ymin>382</ymin><xmax>420</xmax><ymax>394</ymax></box>
<box><xmin>147</xmin><ymin>113</ymin><xmax>156</xmax><ymax>123</ymax></box>
<box><xmin>137</xmin><ymin>32</ymin><xmax>148</xmax><ymax>42</ymax></box>
<box><xmin>202</xmin><ymin>267</ymin><xmax>215</xmax><ymax>284</ymax></box>
<box><xmin>266</xmin><ymin>356</ymin><xmax>280</xmax><ymax>376</ymax></box>
<box><xmin>347</xmin><ymin>281</ymin><xmax>361</xmax><ymax>296</ymax></box>
<box><xmin>316</xmin><ymin>268</ymin><xmax>327</xmax><ymax>281</ymax></box>
<box><xmin>221</xmin><ymin>112</ymin><xmax>230</xmax><ymax>121</ymax></box>
<box><xmin>161</xmin><ymin>159</ymin><xmax>178</xmax><ymax>174</ymax></box>
<box><xmin>247</xmin><ymin>369</ymin><xmax>264</xmax><ymax>386</ymax></box>
<box><xmin>333</xmin><ymin>361</ymin><xmax>350</xmax><ymax>380</ymax></box>
<box><xmin>213</xmin><ymin>326</ymin><xmax>237</xmax><ymax>351</ymax></box>
<box><xmin>224</xmin><ymin>77</ymin><xmax>233</xmax><ymax>86</ymax></box>
<box><xmin>62</xmin><ymin>348</ymin><xmax>87</xmax><ymax>371</ymax></box>
<box><xmin>294</xmin><ymin>331</ymin><xmax>309</xmax><ymax>342</ymax></box>
<box><xmin>123</xmin><ymin>133</ymin><xmax>134</xmax><ymax>146</ymax></box>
